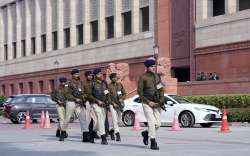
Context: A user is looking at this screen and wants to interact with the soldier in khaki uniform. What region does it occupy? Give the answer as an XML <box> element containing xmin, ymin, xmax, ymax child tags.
<box><xmin>60</xmin><ymin>69</ymin><xmax>92</xmax><ymax>142</ymax></box>
<box><xmin>137</xmin><ymin>59</ymin><xmax>165</xmax><ymax>150</ymax></box>
<box><xmin>51</xmin><ymin>77</ymin><xmax>73</xmax><ymax>139</ymax></box>
<box><xmin>89</xmin><ymin>68</ymin><xmax>111</xmax><ymax>145</ymax></box>
<box><xmin>108</xmin><ymin>73</ymin><xmax>126</xmax><ymax>141</ymax></box>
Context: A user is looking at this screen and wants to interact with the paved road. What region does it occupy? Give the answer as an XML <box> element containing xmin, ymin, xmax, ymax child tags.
<box><xmin>0</xmin><ymin>117</ymin><xmax>250</xmax><ymax>156</ymax></box>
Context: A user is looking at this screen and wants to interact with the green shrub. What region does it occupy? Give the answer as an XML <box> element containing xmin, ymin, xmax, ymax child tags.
<box><xmin>0</xmin><ymin>96</ymin><xmax>7</xmax><ymax>104</ymax></box>
<box><xmin>185</xmin><ymin>94</ymin><xmax>250</xmax><ymax>109</ymax></box>
<box><xmin>227</xmin><ymin>108</ymin><xmax>250</xmax><ymax>122</ymax></box>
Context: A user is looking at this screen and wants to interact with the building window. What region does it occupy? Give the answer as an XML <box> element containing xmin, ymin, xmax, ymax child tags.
<box><xmin>64</xmin><ymin>28</ymin><xmax>70</xmax><ymax>48</ymax></box>
<box><xmin>13</xmin><ymin>42</ymin><xmax>17</xmax><ymax>59</ymax></box>
<box><xmin>39</xmin><ymin>81</ymin><xmax>44</xmax><ymax>93</ymax></box>
<box><xmin>41</xmin><ymin>34</ymin><xmax>46</xmax><ymax>52</ymax></box>
<box><xmin>4</xmin><ymin>44</ymin><xmax>8</xmax><ymax>60</ymax></box>
<box><xmin>31</xmin><ymin>37</ymin><xmax>36</xmax><ymax>55</ymax></box>
<box><xmin>21</xmin><ymin>40</ymin><xmax>26</xmax><ymax>57</ymax></box>
<box><xmin>140</xmin><ymin>6</ymin><xmax>149</xmax><ymax>32</ymax></box>
<box><xmin>91</xmin><ymin>20</ymin><xmax>99</xmax><ymax>42</ymax></box>
<box><xmin>10</xmin><ymin>84</ymin><xmax>14</xmax><ymax>95</ymax></box>
<box><xmin>239</xmin><ymin>0</ymin><xmax>250</xmax><ymax>11</ymax></box>
<box><xmin>1</xmin><ymin>85</ymin><xmax>6</xmax><ymax>96</ymax></box>
<box><xmin>213</xmin><ymin>0</ymin><xmax>225</xmax><ymax>16</ymax></box>
<box><xmin>52</xmin><ymin>31</ymin><xmax>58</xmax><ymax>50</ymax></box>
<box><xmin>28</xmin><ymin>82</ymin><xmax>33</xmax><ymax>94</ymax></box>
<box><xmin>106</xmin><ymin>16</ymin><xmax>114</xmax><ymax>39</ymax></box>
<box><xmin>122</xmin><ymin>11</ymin><xmax>132</xmax><ymax>35</ymax></box>
<box><xmin>49</xmin><ymin>79</ymin><xmax>55</xmax><ymax>92</ymax></box>
<box><xmin>19</xmin><ymin>83</ymin><xmax>24</xmax><ymax>94</ymax></box>
<box><xmin>77</xmin><ymin>24</ymin><xmax>83</xmax><ymax>45</ymax></box>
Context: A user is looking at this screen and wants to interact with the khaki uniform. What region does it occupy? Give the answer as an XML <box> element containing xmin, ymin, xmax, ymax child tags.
<box><xmin>137</xmin><ymin>72</ymin><xmax>165</xmax><ymax>139</ymax></box>
<box><xmin>61</xmin><ymin>79</ymin><xmax>90</xmax><ymax>133</ymax></box>
<box><xmin>108</xmin><ymin>82</ymin><xmax>126</xmax><ymax>133</ymax></box>
<box><xmin>89</xmin><ymin>80</ymin><xmax>111</xmax><ymax>136</ymax></box>
<box><xmin>51</xmin><ymin>84</ymin><xmax>75</xmax><ymax>131</ymax></box>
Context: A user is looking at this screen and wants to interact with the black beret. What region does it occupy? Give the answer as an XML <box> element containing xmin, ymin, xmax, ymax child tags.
<box><xmin>84</xmin><ymin>70</ymin><xmax>93</xmax><ymax>77</ymax></box>
<box><xmin>93</xmin><ymin>68</ymin><xmax>102</xmax><ymax>75</ymax></box>
<box><xmin>109</xmin><ymin>73</ymin><xmax>117</xmax><ymax>79</ymax></box>
<box><xmin>144</xmin><ymin>59</ymin><xmax>156</xmax><ymax>67</ymax></box>
<box><xmin>59</xmin><ymin>77</ymin><xmax>67</xmax><ymax>83</ymax></box>
<box><xmin>71</xmin><ymin>69</ymin><xmax>80</xmax><ymax>75</ymax></box>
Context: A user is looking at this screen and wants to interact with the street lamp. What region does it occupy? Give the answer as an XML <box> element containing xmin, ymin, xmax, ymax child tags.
<box><xmin>54</xmin><ymin>60</ymin><xmax>60</xmax><ymax>88</ymax></box>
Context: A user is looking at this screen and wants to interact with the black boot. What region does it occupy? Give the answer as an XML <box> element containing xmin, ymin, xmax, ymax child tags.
<box><xmin>82</xmin><ymin>132</ymin><xmax>90</xmax><ymax>142</ymax></box>
<box><xmin>56</xmin><ymin>129</ymin><xmax>61</xmax><ymax>138</ymax></box>
<box><xmin>89</xmin><ymin>131</ymin><xmax>95</xmax><ymax>143</ymax></box>
<box><xmin>115</xmin><ymin>132</ymin><xmax>121</xmax><ymax>142</ymax></box>
<box><xmin>109</xmin><ymin>129</ymin><xmax>115</xmax><ymax>140</ymax></box>
<box><xmin>93</xmin><ymin>131</ymin><xmax>100</xmax><ymax>139</ymax></box>
<box><xmin>141</xmin><ymin>130</ymin><xmax>149</xmax><ymax>145</ymax></box>
<box><xmin>101</xmin><ymin>135</ymin><xmax>108</xmax><ymax>145</ymax></box>
<box><xmin>64</xmin><ymin>131</ymin><xmax>68</xmax><ymax>138</ymax></box>
<box><xmin>150</xmin><ymin>138</ymin><xmax>159</xmax><ymax>150</ymax></box>
<box><xmin>59</xmin><ymin>131</ymin><xmax>66</xmax><ymax>141</ymax></box>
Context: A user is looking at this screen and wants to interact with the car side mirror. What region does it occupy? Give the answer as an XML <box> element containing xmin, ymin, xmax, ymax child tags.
<box><xmin>166</xmin><ymin>101</ymin><xmax>174</xmax><ymax>106</ymax></box>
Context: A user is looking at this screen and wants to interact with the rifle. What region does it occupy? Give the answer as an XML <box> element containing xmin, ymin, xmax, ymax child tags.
<box><xmin>70</xmin><ymin>83</ymin><xmax>87</xmax><ymax>108</ymax></box>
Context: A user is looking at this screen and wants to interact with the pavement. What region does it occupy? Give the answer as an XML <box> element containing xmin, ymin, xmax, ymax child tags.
<box><xmin>0</xmin><ymin>117</ymin><xmax>250</xmax><ymax>156</ymax></box>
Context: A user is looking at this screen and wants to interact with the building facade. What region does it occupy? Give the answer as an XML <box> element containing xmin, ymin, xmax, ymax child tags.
<box><xmin>0</xmin><ymin>0</ymin><xmax>159</xmax><ymax>96</ymax></box>
<box><xmin>178</xmin><ymin>0</ymin><xmax>250</xmax><ymax>95</ymax></box>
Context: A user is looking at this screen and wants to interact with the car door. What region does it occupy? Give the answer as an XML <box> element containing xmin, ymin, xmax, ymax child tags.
<box><xmin>161</xmin><ymin>97</ymin><xmax>176</xmax><ymax>123</ymax></box>
<box><xmin>132</xmin><ymin>97</ymin><xmax>146</xmax><ymax>122</ymax></box>
<box><xmin>45</xmin><ymin>97</ymin><xmax>58</xmax><ymax>119</ymax></box>
<box><xmin>29</xmin><ymin>96</ymin><xmax>47</xmax><ymax>119</ymax></box>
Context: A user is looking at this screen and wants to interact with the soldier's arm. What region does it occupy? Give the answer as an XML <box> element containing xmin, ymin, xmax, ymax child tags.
<box><xmin>83</xmin><ymin>82</ymin><xmax>99</xmax><ymax>103</ymax></box>
<box><xmin>120</xmin><ymin>83</ymin><xmax>127</xmax><ymax>100</ymax></box>
<box><xmin>137</xmin><ymin>76</ymin><xmax>149</xmax><ymax>104</ymax></box>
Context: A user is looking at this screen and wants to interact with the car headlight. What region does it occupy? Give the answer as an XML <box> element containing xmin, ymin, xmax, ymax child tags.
<box><xmin>194</xmin><ymin>107</ymin><xmax>209</xmax><ymax>112</ymax></box>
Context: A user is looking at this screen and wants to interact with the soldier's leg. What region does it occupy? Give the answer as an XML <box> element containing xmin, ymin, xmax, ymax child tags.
<box><xmin>56</xmin><ymin>105</ymin><xmax>65</xmax><ymax>137</ymax></box>
<box><xmin>60</xmin><ymin>101</ymin><xmax>76</xmax><ymax>141</ymax></box>
<box><xmin>109</xmin><ymin>105</ymin><xmax>121</xmax><ymax>141</ymax></box>
<box><xmin>92</xmin><ymin>104</ymin><xmax>108</xmax><ymax>145</ymax></box>
<box><xmin>153</xmin><ymin>107</ymin><xmax>162</xmax><ymax>131</ymax></box>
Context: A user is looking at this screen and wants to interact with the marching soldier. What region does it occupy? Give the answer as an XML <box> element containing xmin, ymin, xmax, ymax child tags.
<box><xmin>90</xmin><ymin>68</ymin><xmax>111</xmax><ymax>145</ymax></box>
<box><xmin>108</xmin><ymin>73</ymin><xmax>126</xmax><ymax>141</ymax></box>
<box><xmin>137</xmin><ymin>59</ymin><xmax>165</xmax><ymax>150</ymax></box>
<box><xmin>60</xmin><ymin>69</ymin><xmax>92</xmax><ymax>142</ymax></box>
<box><xmin>51</xmin><ymin>77</ymin><xmax>72</xmax><ymax>139</ymax></box>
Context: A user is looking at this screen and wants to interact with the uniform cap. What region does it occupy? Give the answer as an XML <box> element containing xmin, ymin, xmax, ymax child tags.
<box><xmin>144</xmin><ymin>59</ymin><xmax>156</xmax><ymax>67</ymax></box>
<box><xmin>93</xmin><ymin>68</ymin><xmax>102</xmax><ymax>75</ymax></box>
<box><xmin>84</xmin><ymin>70</ymin><xmax>93</xmax><ymax>77</ymax></box>
<box><xmin>71</xmin><ymin>69</ymin><xmax>80</xmax><ymax>75</ymax></box>
<box><xmin>109</xmin><ymin>73</ymin><xmax>117</xmax><ymax>79</ymax></box>
<box><xmin>59</xmin><ymin>77</ymin><xmax>67</xmax><ymax>83</ymax></box>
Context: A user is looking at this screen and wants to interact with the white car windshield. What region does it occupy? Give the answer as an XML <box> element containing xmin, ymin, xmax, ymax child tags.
<box><xmin>169</xmin><ymin>95</ymin><xmax>191</xmax><ymax>104</ymax></box>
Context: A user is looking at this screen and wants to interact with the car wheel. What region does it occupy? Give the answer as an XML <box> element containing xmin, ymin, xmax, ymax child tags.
<box><xmin>10</xmin><ymin>119</ymin><xmax>18</xmax><ymax>124</ymax></box>
<box><xmin>16</xmin><ymin>111</ymin><xmax>26</xmax><ymax>124</ymax></box>
<box><xmin>179</xmin><ymin>111</ymin><xmax>195</xmax><ymax>128</ymax></box>
<box><xmin>200</xmin><ymin>123</ymin><xmax>213</xmax><ymax>128</ymax></box>
<box><xmin>143</xmin><ymin>122</ymin><xmax>148</xmax><ymax>126</ymax></box>
<box><xmin>122</xmin><ymin>111</ymin><xmax>134</xmax><ymax>126</ymax></box>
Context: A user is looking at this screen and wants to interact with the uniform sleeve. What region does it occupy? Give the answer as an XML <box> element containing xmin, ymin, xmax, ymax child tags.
<box><xmin>158</xmin><ymin>75</ymin><xmax>165</xmax><ymax>104</ymax></box>
<box><xmin>83</xmin><ymin>82</ymin><xmax>98</xmax><ymax>103</ymax></box>
<box><xmin>120</xmin><ymin>83</ymin><xmax>127</xmax><ymax>100</ymax></box>
<box><xmin>137</xmin><ymin>76</ymin><xmax>149</xmax><ymax>104</ymax></box>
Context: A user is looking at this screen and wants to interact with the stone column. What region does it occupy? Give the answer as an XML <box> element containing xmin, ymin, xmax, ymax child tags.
<box><xmin>132</xmin><ymin>0</ymin><xmax>140</xmax><ymax>34</ymax></box>
<box><xmin>57</xmin><ymin>0</ymin><xmax>64</xmax><ymax>49</ymax></box>
<box><xmin>115</xmin><ymin>0</ymin><xmax>122</xmax><ymax>38</ymax></box>
<box><xmin>70</xmin><ymin>0</ymin><xmax>77</xmax><ymax>47</ymax></box>
<box><xmin>202</xmin><ymin>0</ymin><xmax>213</xmax><ymax>19</ymax></box>
<box><xmin>226</xmin><ymin>0</ymin><xmax>238</xmax><ymax>14</ymax></box>
<box><xmin>25</xmin><ymin>0</ymin><xmax>31</xmax><ymax>56</ymax></box>
<box><xmin>0</xmin><ymin>9</ymin><xmax>4</xmax><ymax>61</ymax></box>
<box><xmin>83</xmin><ymin>0</ymin><xmax>90</xmax><ymax>44</ymax></box>
<box><xmin>35</xmin><ymin>0</ymin><xmax>41</xmax><ymax>54</ymax></box>
<box><xmin>7</xmin><ymin>5</ymin><xmax>13</xmax><ymax>60</ymax></box>
<box><xmin>46</xmin><ymin>0</ymin><xmax>52</xmax><ymax>52</ymax></box>
<box><xmin>99</xmin><ymin>0</ymin><xmax>106</xmax><ymax>40</ymax></box>
<box><xmin>16</xmin><ymin>1</ymin><xmax>22</xmax><ymax>58</ymax></box>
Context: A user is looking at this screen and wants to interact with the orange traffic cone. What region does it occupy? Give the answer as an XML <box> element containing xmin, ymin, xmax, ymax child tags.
<box><xmin>24</xmin><ymin>111</ymin><xmax>31</xmax><ymax>129</ymax></box>
<box><xmin>219</xmin><ymin>109</ymin><xmax>231</xmax><ymax>133</ymax></box>
<box><xmin>39</xmin><ymin>111</ymin><xmax>45</xmax><ymax>128</ymax></box>
<box><xmin>132</xmin><ymin>110</ymin><xmax>141</xmax><ymax>131</ymax></box>
<box><xmin>44</xmin><ymin>111</ymin><xmax>51</xmax><ymax>129</ymax></box>
<box><xmin>170</xmin><ymin>111</ymin><xmax>181</xmax><ymax>131</ymax></box>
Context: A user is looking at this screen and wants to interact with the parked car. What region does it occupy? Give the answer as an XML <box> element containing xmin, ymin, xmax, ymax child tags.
<box><xmin>3</xmin><ymin>94</ymin><xmax>58</xmax><ymax>124</ymax></box>
<box><xmin>122</xmin><ymin>94</ymin><xmax>222</xmax><ymax>128</ymax></box>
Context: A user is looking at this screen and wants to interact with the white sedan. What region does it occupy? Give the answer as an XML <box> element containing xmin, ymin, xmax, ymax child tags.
<box><xmin>122</xmin><ymin>94</ymin><xmax>222</xmax><ymax>128</ymax></box>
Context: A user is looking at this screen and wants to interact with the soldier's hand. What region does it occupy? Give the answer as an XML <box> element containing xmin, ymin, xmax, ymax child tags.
<box><xmin>97</xmin><ymin>100</ymin><xmax>104</xmax><ymax>106</ymax></box>
<box><xmin>148</xmin><ymin>101</ymin><xmax>158</xmax><ymax>108</ymax></box>
<box><xmin>76</xmin><ymin>98</ymin><xmax>81</xmax><ymax>103</ymax></box>
<box><xmin>113</xmin><ymin>103</ymin><xmax>119</xmax><ymax>109</ymax></box>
